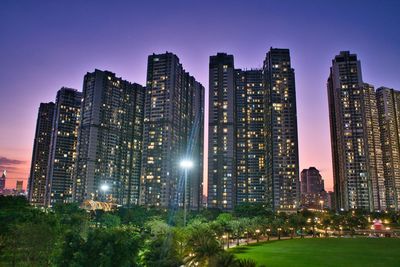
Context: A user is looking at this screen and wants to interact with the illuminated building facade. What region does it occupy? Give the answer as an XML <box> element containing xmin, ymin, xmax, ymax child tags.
<box><xmin>376</xmin><ymin>87</ymin><xmax>400</xmax><ymax>211</ymax></box>
<box><xmin>46</xmin><ymin>88</ymin><xmax>82</xmax><ymax>206</ymax></box>
<box><xmin>141</xmin><ymin>53</ymin><xmax>204</xmax><ymax>209</ymax></box>
<box><xmin>28</xmin><ymin>102</ymin><xmax>55</xmax><ymax>205</ymax></box>
<box><xmin>264</xmin><ymin>48</ymin><xmax>300</xmax><ymax>210</ymax></box>
<box><xmin>208</xmin><ymin>53</ymin><xmax>236</xmax><ymax>210</ymax></box>
<box><xmin>74</xmin><ymin>70</ymin><xmax>144</xmax><ymax>206</ymax></box>
<box><xmin>328</xmin><ymin>51</ymin><xmax>385</xmax><ymax>211</ymax></box>
<box><xmin>235</xmin><ymin>69</ymin><xmax>265</xmax><ymax>203</ymax></box>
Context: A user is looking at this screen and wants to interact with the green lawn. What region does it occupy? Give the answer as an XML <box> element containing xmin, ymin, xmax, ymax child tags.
<box><xmin>231</xmin><ymin>238</ymin><xmax>400</xmax><ymax>267</ymax></box>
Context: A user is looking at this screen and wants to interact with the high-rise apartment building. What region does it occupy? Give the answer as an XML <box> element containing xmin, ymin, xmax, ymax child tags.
<box><xmin>235</xmin><ymin>69</ymin><xmax>265</xmax><ymax>204</ymax></box>
<box><xmin>376</xmin><ymin>87</ymin><xmax>400</xmax><ymax>211</ymax></box>
<box><xmin>74</xmin><ymin>70</ymin><xmax>144</xmax><ymax>206</ymax></box>
<box><xmin>28</xmin><ymin>102</ymin><xmax>55</xmax><ymax>205</ymax></box>
<box><xmin>141</xmin><ymin>53</ymin><xmax>204</xmax><ymax>209</ymax></box>
<box><xmin>327</xmin><ymin>51</ymin><xmax>385</xmax><ymax>211</ymax></box>
<box><xmin>264</xmin><ymin>48</ymin><xmax>300</xmax><ymax>210</ymax></box>
<box><xmin>46</xmin><ymin>87</ymin><xmax>82</xmax><ymax>206</ymax></box>
<box><xmin>208</xmin><ymin>53</ymin><xmax>236</xmax><ymax>210</ymax></box>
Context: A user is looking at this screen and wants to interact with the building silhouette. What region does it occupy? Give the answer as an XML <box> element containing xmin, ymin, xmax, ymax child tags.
<box><xmin>28</xmin><ymin>102</ymin><xmax>55</xmax><ymax>206</ymax></box>
<box><xmin>0</xmin><ymin>170</ymin><xmax>6</xmax><ymax>191</ymax></box>
<box><xmin>300</xmin><ymin>167</ymin><xmax>326</xmax><ymax>209</ymax></box>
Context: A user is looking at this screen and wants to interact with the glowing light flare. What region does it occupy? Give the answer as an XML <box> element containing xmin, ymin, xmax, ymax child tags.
<box><xmin>180</xmin><ymin>159</ymin><xmax>193</xmax><ymax>169</ymax></box>
<box><xmin>100</xmin><ymin>184</ymin><xmax>110</xmax><ymax>192</ymax></box>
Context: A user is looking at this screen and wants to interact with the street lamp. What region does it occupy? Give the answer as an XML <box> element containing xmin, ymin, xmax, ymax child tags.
<box><xmin>255</xmin><ymin>229</ymin><xmax>260</xmax><ymax>242</ymax></box>
<box><xmin>180</xmin><ymin>159</ymin><xmax>193</xmax><ymax>226</ymax></box>
<box><xmin>277</xmin><ymin>228</ymin><xmax>282</xmax><ymax>240</ymax></box>
<box><xmin>319</xmin><ymin>200</ymin><xmax>324</xmax><ymax>211</ymax></box>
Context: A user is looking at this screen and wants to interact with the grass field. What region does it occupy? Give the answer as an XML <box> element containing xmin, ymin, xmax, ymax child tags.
<box><xmin>231</xmin><ymin>238</ymin><xmax>400</xmax><ymax>267</ymax></box>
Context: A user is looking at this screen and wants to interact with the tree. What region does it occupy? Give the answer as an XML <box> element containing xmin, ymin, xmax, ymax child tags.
<box><xmin>1</xmin><ymin>214</ymin><xmax>60</xmax><ymax>267</ymax></box>
<box><xmin>272</xmin><ymin>217</ymin><xmax>285</xmax><ymax>240</ymax></box>
<box><xmin>214</xmin><ymin>213</ymin><xmax>233</xmax><ymax>248</ymax></box>
<box><xmin>57</xmin><ymin>226</ymin><xmax>142</xmax><ymax>267</ymax></box>
<box><xmin>236</xmin><ymin>258</ymin><xmax>258</xmax><ymax>267</ymax></box>
<box><xmin>140</xmin><ymin>234</ymin><xmax>183</xmax><ymax>267</ymax></box>
<box><xmin>229</xmin><ymin>219</ymin><xmax>243</xmax><ymax>246</ymax></box>
<box><xmin>233</xmin><ymin>203</ymin><xmax>272</xmax><ymax>218</ymax></box>
<box><xmin>212</xmin><ymin>251</ymin><xmax>237</xmax><ymax>267</ymax></box>
<box><xmin>140</xmin><ymin>219</ymin><xmax>184</xmax><ymax>267</ymax></box>
<box><xmin>321</xmin><ymin>214</ymin><xmax>332</xmax><ymax>237</ymax></box>
<box><xmin>185</xmin><ymin>224</ymin><xmax>222</xmax><ymax>266</ymax></box>
<box><xmin>288</xmin><ymin>213</ymin><xmax>306</xmax><ymax>239</ymax></box>
<box><xmin>99</xmin><ymin>213</ymin><xmax>121</xmax><ymax>228</ymax></box>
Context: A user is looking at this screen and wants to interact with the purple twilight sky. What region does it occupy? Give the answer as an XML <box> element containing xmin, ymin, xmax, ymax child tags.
<box><xmin>1</xmin><ymin>0</ymin><xmax>400</xmax><ymax>191</ymax></box>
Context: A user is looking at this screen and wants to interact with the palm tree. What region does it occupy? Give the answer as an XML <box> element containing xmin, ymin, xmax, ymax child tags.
<box><xmin>321</xmin><ymin>215</ymin><xmax>332</xmax><ymax>238</ymax></box>
<box><xmin>288</xmin><ymin>213</ymin><xmax>306</xmax><ymax>239</ymax></box>
<box><xmin>184</xmin><ymin>227</ymin><xmax>222</xmax><ymax>266</ymax></box>
<box><xmin>215</xmin><ymin>213</ymin><xmax>233</xmax><ymax>248</ymax></box>
<box><xmin>236</xmin><ymin>258</ymin><xmax>258</xmax><ymax>267</ymax></box>
<box><xmin>239</xmin><ymin>218</ymin><xmax>251</xmax><ymax>244</ymax></box>
<box><xmin>229</xmin><ymin>220</ymin><xmax>242</xmax><ymax>246</ymax></box>
<box><xmin>211</xmin><ymin>251</ymin><xmax>237</xmax><ymax>267</ymax></box>
<box><xmin>272</xmin><ymin>217</ymin><xmax>284</xmax><ymax>240</ymax></box>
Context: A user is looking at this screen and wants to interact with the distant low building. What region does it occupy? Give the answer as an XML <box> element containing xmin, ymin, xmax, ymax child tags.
<box><xmin>300</xmin><ymin>167</ymin><xmax>327</xmax><ymax>209</ymax></box>
<box><xmin>16</xmin><ymin>181</ymin><xmax>23</xmax><ymax>193</ymax></box>
<box><xmin>327</xmin><ymin>191</ymin><xmax>335</xmax><ymax>210</ymax></box>
<box><xmin>0</xmin><ymin>170</ymin><xmax>6</xmax><ymax>191</ymax></box>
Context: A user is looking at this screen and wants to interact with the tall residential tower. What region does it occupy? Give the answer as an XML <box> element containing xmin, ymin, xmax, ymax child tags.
<box><xmin>264</xmin><ymin>48</ymin><xmax>300</xmax><ymax>210</ymax></box>
<box><xmin>74</xmin><ymin>70</ymin><xmax>144</xmax><ymax>206</ymax></box>
<box><xmin>28</xmin><ymin>102</ymin><xmax>55</xmax><ymax>205</ymax></box>
<box><xmin>208</xmin><ymin>53</ymin><xmax>236</xmax><ymax>210</ymax></box>
<box><xmin>327</xmin><ymin>51</ymin><xmax>385</xmax><ymax>211</ymax></box>
<box><xmin>235</xmin><ymin>69</ymin><xmax>265</xmax><ymax>204</ymax></box>
<box><xmin>141</xmin><ymin>52</ymin><xmax>204</xmax><ymax>209</ymax></box>
<box><xmin>46</xmin><ymin>88</ymin><xmax>82</xmax><ymax>206</ymax></box>
<box><xmin>376</xmin><ymin>87</ymin><xmax>400</xmax><ymax>211</ymax></box>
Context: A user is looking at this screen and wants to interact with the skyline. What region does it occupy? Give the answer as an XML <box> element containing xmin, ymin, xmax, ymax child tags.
<box><xmin>2</xmin><ymin>1</ymin><xmax>400</xmax><ymax>191</ymax></box>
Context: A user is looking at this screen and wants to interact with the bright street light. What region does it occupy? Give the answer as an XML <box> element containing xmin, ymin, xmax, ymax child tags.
<box><xmin>100</xmin><ymin>183</ymin><xmax>110</xmax><ymax>192</ymax></box>
<box><xmin>180</xmin><ymin>159</ymin><xmax>193</xmax><ymax>169</ymax></box>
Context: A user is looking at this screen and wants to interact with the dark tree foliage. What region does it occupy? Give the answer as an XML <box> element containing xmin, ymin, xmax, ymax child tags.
<box><xmin>233</xmin><ymin>203</ymin><xmax>273</xmax><ymax>218</ymax></box>
<box><xmin>57</xmin><ymin>226</ymin><xmax>141</xmax><ymax>267</ymax></box>
<box><xmin>140</xmin><ymin>236</ymin><xmax>183</xmax><ymax>267</ymax></box>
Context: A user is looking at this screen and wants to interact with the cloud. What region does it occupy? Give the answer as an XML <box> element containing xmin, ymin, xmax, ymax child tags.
<box><xmin>0</xmin><ymin>156</ymin><xmax>25</xmax><ymax>166</ymax></box>
<box><xmin>0</xmin><ymin>166</ymin><xmax>19</xmax><ymax>171</ymax></box>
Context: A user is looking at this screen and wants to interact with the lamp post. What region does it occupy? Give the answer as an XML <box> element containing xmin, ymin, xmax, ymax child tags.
<box><xmin>255</xmin><ymin>229</ymin><xmax>260</xmax><ymax>242</ymax></box>
<box><xmin>180</xmin><ymin>159</ymin><xmax>193</xmax><ymax>226</ymax></box>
